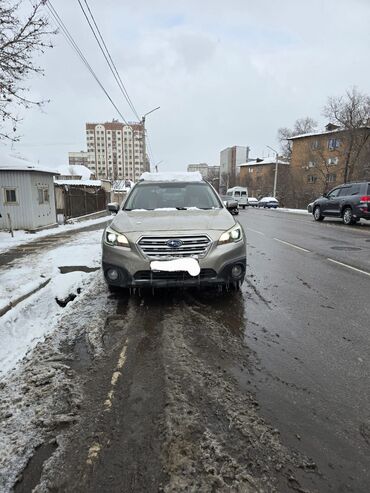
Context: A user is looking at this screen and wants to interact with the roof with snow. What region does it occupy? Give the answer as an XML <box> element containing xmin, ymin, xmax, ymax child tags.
<box><xmin>0</xmin><ymin>150</ymin><xmax>58</xmax><ymax>175</ymax></box>
<box><xmin>56</xmin><ymin>164</ymin><xmax>92</xmax><ymax>179</ymax></box>
<box><xmin>288</xmin><ymin>126</ymin><xmax>370</xmax><ymax>141</ymax></box>
<box><xmin>54</xmin><ymin>179</ymin><xmax>102</xmax><ymax>187</ymax></box>
<box><xmin>239</xmin><ymin>158</ymin><xmax>289</xmax><ymax>167</ymax></box>
<box><xmin>140</xmin><ymin>172</ymin><xmax>203</xmax><ymax>182</ymax></box>
<box><xmin>112</xmin><ymin>179</ymin><xmax>135</xmax><ymax>191</ymax></box>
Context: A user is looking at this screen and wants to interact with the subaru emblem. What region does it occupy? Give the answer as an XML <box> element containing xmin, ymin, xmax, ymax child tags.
<box><xmin>166</xmin><ymin>239</ymin><xmax>183</xmax><ymax>249</ymax></box>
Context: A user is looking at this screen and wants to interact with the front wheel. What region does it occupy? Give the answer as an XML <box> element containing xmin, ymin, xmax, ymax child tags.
<box><xmin>343</xmin><ymin>207</ymin><xmax>355</xmax><ymax>225</ymax></box>
<box><xmin>313</xmin><ymin>206</ymin><xmax>324</xmax><ymax>221</ymax></box>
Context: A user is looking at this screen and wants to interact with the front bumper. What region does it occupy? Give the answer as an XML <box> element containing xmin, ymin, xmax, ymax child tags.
<box><xmin>102</xmin><ymin>231</ymin><xmax>246</xmax><ymax>288</ymax></box>
<box><xmin>102</xmin><ymin>256</ymin><xmax>246</xmax><ymax>288</ymax></box>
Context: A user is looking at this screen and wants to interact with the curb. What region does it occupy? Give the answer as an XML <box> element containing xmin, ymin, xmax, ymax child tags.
<box><xmin>0</xmin><ymin>278</ymin><xmax>51</xmax><ymax>317</ymax></box>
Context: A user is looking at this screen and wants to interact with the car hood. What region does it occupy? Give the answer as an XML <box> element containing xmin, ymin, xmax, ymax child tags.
<box><xmin>110</xmin><ymin>208</ymin><xmax>235</xmax><ymax>233</ymax></box>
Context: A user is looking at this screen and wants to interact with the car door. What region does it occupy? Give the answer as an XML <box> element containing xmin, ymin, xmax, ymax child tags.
<box><xmin>323</xmin><ymin>188</ymin><xmax>341</xmax><ymax>215</ymax></box>
<box><xmin>337</xmin><ymin>185</ymin><xmax>352</xmax><ymax>215</ymax></box>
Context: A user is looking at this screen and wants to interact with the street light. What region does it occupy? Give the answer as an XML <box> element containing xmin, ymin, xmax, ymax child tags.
<box><xmin>141</xmin><ymin>106</ymin><xmax>160</xmax><ymax>171</ymax></box>
<box><xmin>266</xmin><ymin>145</ymin><xmax>279</xmax><ymax>198</ymax></box>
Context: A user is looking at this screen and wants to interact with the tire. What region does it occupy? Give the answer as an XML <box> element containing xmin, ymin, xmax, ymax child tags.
<box><xmin>242</xmin><ymin>205</ymin><xmax>246</xmax><ymax>209</ymax></box>
<box><xmin>313</xmin><ymin>206</ymin><xmax>324</xmax><ymax>221</ymax></box>
<box><xmin>343</xmin><ymin>207</ymin><xmax>355</xmax><ymax>225</ymax></box>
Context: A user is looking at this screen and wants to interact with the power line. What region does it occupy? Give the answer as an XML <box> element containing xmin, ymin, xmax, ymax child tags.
<box><xmin>78</xmin><ymin>0</ymin><xmax>141</xmax><ymax>121</ymax></box>
<box><xmin>45</xmin><ymin>1</ymin><xmax>129</xmax><ymax>124</ymax></box>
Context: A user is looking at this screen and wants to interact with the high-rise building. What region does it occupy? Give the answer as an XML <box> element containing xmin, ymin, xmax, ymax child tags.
<box><xmin>68</xmin><ymin>151</ymin><xmax>90</xmax><ymax>167</ymax></box>
<box><xmin>85</xmin><ymin>120</ymin><xmax>148</xmax><ymax>181</ymax></box>
<box><xmin>219</xmin><ymin>146</ymin><xmax>250</xmax><ymax>189</ymax></box>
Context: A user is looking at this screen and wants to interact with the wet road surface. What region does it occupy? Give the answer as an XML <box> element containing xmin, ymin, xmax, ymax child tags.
<box><xmin>10</xmin><ymin>209</ymin><xmax>370</xmax><ymax>492</ymax></box>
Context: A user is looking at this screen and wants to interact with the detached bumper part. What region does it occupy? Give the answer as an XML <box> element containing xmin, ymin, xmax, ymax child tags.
<box><xmin>103</xmin><ymin>257</ymin><xmax>246</xmax><ymax>288</ymax></box>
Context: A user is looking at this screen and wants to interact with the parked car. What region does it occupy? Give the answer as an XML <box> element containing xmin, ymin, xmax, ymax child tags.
<box><xmin>220</xmin><ymin>195</ymin><xmax>239</xmax><ymax>215</ymax></box>
<box><xmin>247</xmin><ymin>197</ymin><xmax>259</xmax><ymax>207</ymax></box>
<box><xmin>226</xmin><ymin>186</ymin><xmax>248</xmax><ymax>209</ymax></box>
<box><xmin>307</xmin><ymin>202</ymin><xmax>314</xmax><ymax>213</ymax></box>
<box><xmin>258</xmin><ymin>197</ymin><xmax>279</xmax><ymax>208</ymax></box>
<box><xmin>311</xmin><ymin>181</ymin><xmax>370</xmax><ymax>225</ymax></box>
<box><xmin>103</xmin><ymin>172</ymin><xmax>246</xmax><ymax>292</ymax></box>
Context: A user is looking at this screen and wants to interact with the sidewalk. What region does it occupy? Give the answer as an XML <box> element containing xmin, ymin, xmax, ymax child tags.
<box><xmin>0</xmin><ymin>214</ymin><xmax>111</xmax><ymax>268</ymax></box>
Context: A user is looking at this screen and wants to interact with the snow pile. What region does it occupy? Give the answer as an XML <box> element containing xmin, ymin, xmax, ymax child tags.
<box><xmin>0</xmin><ymin>215</ymin><xmax>110</xmax><ymax>254</ymax></box>
<box><xmin>0</xmin><ymin>230</ymin><xmax>102</xmax><ymax>376</ymax></box>
<box><xmin>140</xmin><ymin>171</ymin><xmax>203</xmax><ymax>182</ymax></box>
<box><xmin>271</xmin><ymin>208</ymin><xmax>310</xmax><ymax>215</ymax></box>
<box><xmin>151</xmin><ymin>258</ymin><xmax>200</xmax><ymax>276</ymax></box>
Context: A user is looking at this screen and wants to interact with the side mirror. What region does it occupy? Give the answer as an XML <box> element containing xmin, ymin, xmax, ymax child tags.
<box><xmin>322</xmin><ymin>193</ymin><xmax>327</xmax><ymax>198</ymax></box>
<box><xmin>107</xmin><ymin>202</ymin><xmax>119</xmax><ymax>213</ymax></box>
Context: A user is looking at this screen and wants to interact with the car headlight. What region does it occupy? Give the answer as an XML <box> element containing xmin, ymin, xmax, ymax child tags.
<box><xmin>105</xmin><ymin>227</ymin><xmax>130</xmax><ymax>248</ymax></box>
<box><xmin>218</xmin><ymin>224</ymin><xmax>242</xmax><ymax>244</ymax></box>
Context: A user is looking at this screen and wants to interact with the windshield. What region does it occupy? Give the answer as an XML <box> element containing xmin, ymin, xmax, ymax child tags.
<box><xmin>124</xmin><ymin>182</ymin><xmax>222</xmax><ymax>210</ymax></box>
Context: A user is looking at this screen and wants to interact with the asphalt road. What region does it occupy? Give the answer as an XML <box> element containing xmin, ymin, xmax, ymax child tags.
<box><xmin>239</xmin><ymin>208</ymin><xmax>370</xmax><ymax>492</ymax></box>
<box><xmin>10</xmin><ymin>209</ymin><xmax>370</xmax><ymax>493</ymax></box>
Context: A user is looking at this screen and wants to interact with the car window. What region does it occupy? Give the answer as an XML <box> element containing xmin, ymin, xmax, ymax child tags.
<box><xmin>328</xmin><ymin>188</ymin><xmax>340</xmax><ymax>198</ymax></box>
<box><xmin>368</xmin><ymin>184</ymin><xmax>370</xmax><ymax>195</ymax></box>
<box><xmin>241</xmin><ymin>191</ymin><xmax>247</xmax><ymax>196</ymax></box>
<box><xmin>234</xmin><ymin>191</ymin><xmax>240</xmax><ymax>196</ymax></box>
<box><xmin>124</xmin><ymin>182</ymin><xmax>222</xmax><ymax>210</ymax></box>
<box><xmin>338</xmin><ymin>187</ymin><xmax>350</xmax><ymax>197</ymax></box>
<box><xmin>349</xmin><ymin>184</ymin><xmax>361</xmax><ymax>195</ymax></box>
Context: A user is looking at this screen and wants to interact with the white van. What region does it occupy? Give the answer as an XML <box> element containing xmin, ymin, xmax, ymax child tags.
<box><xmin>226</xmin><ymin>187</ymin><xmax>248</xmax><ymax>209</ymax></box>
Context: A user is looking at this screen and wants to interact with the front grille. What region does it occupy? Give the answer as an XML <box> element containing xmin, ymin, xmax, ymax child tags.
<box><xmin>137</xmin><ymin>235</ymin><xmax>211</xmax><ymax>259</ymax></box>
<box><xmin>134</xmin><ymin>269</ymin><xmax>217</xmax><ymax>281</ymax></box>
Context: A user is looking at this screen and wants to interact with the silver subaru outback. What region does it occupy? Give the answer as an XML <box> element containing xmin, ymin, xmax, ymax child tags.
<box><xmin>102</xmin><ymin>173</ymin><xmax>246</xmax><ymax>292</ymax></box>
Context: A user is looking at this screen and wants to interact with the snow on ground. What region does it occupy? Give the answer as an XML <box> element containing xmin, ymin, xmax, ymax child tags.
<box><xmin>0</xmin><ymin>215</ymin><xmax>110</xmax><ymax>254</ymax></box>
<box><xmin>0</xmin><ymin>230</ymin><xmax>103</xmax><ymax>376</ymax></box>
<box><xmin>273</xmin><ymin>207</ymin><xmax>310</xmax><ymax>215</ymax></box>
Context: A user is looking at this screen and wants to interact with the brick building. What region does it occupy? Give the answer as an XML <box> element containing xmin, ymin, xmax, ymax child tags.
<box><xmin>288</xmin><ymin>123</ymin><xmax>370</xmax><ymax>207</ymax></box>
<box><xmin>85</xmin><ymin>120</ymin><xmax>148</xmax><ymax>181</ymax></box>
<box><xmin>239</xmin><ymin>158</ymin><xmax>289</xmax><ymax>201</ymax></box>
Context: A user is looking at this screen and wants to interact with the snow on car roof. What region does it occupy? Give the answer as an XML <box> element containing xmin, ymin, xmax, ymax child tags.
<box><xmin>140</xmin><ymin>172</ymin><xmax>203</xmax><ymax>182</ymax></box>
<box><xmin>260</xmin><ymin>196</ymin><xmax>278</xmax><ymax>201</ymax></box>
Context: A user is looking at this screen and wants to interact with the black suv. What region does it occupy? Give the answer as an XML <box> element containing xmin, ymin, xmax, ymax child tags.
<box><xmin>311</xmin><ymin>181</ymin><xmax>370</xmax><ymax>225</ymax></box>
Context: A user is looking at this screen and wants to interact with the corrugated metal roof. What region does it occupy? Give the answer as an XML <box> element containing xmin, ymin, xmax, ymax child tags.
<box><xmin>0</xmin><ymin>165</ymin><xmax>59</xmax><ymax>175</ymax></box>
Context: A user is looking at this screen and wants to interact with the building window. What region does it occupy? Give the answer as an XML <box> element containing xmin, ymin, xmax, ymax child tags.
<box><xmin>308</xmin><ymin>161</ymin><xmax>316</xmax><ymax>168</ymax></box>
<box><xmin>4</xmin><ymin>188</ymin><xmax>17</xmax><ymax>204</ymax></box>
<box><xmin>327</xmin><ymin>157</ymin><xmax>339</xmax><ymax>165</ymax></box>
<box><xmin>328</xmin><ymin>138</ymin><xmax>340</xmax><ymax>150</ymax></box>
<box><xmin>38</xmin><ymin>187</ymin><xmax>49</xmax><ymax>204</ymax></box>
<box><xmin>307</xmin><ymin>175</ymin><xmax>317</xmax><ymax>183</ymax></box>
<box><xmin>311</xmin><ymin>140</ymin><xmax>320</xmax><ymax>150</ymax></box>
<box><xmin>326</xmin><ymin>173</ymin><xmax>337</xmax><ymax>183</ymax></box>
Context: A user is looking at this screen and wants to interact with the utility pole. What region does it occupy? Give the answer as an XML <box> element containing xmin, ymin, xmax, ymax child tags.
<box><xmin>141</xmin><ymin>106</ymin><xmax>160</xmax><ymax>172</ymax></box>
<box><xmin>267</xmin><ymin>145</ymin><xmax>279</xmax><ymax>198</ymax></box>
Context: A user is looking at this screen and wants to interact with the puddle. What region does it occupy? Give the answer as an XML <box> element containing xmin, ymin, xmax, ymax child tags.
<box><xmin>14</xmin><ymin>441</ymin><xmax>57</xmax><ymax>493</ymax></box>
<box><xmin>330</xmin><ymin>246</ymin><xmax>362</xmax><ymax>251</ymax></box>
<box><xmin>69</xmin><ymin>334</ymin><xmax>93</xmax><ymax>371</ymax></box>
<box><xmin>58</xmin><ymin>265</ymin><xmax>100</xmax><ymax>274</ymax></box>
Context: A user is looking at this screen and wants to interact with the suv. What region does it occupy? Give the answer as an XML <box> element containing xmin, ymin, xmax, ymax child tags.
<box><xmin>311</xmin><ymin>181</ymin><xmax>370</xmax><ymax>225</ymax></box>
<box><xmin>102</xmin><ymin>173</ymin><xmax>246</xmax><ymax>292</ymax></box>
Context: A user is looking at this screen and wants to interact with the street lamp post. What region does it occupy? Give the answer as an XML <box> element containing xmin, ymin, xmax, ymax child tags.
<box><xmin>266</xmin><ymin>145</ymin><xmax>279</xmax><ymax>198</ymax></box>
<box><xmin>141</xmin><ymin>106</ymin><xmax>160</xmax><ymax>172</ymax></box>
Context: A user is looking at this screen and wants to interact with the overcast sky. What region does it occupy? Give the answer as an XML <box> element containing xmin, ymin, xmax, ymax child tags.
<box><xmin>3</xmin><ymin>0</ymin><xmax>370</xmax><ymax>171</ymax></box>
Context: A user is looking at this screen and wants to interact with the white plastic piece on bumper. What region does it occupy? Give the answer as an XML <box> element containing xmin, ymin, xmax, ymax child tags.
<box><xmin>150</xmin><ymin>258</ymin><xmax>201</xmax><ymax>277</ymax></box>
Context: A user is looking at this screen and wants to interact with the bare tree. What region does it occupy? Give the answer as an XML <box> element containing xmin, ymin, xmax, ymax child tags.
<box><xmin>0</xmin><ymin>0</ymin><xmax>55</xmax><ymax>141</ymax></box>
<box><xmin>323</xmin><ymin>87</ymin><xmax>370</xmax><ymax>182</ymax></box>
<box><xmin>277</xmin><ymin>117</ymin><xmax>318</xmax><ymax>159</ymax></box>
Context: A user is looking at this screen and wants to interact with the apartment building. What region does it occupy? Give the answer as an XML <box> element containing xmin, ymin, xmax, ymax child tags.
<box><xmin>239</xmin><ymin>158</ymin><xmax>289</xmax><ymax>199</ymax></box>
<box><xmin>85</xmin><ymin>120</ymin><xmax>148</xmax><ymax>181</ymax></box>
<box><xmin>289</xmin><ymin>123</ymin><xmax>370</xmax><ymax>206</ymax></box>
<box><xmin>68</xmin><ymin>151</ymin><xmax>90</xmax><ymax>167</ymax></box>
<box><xmin>219</xmin><ymin>146</ymin><xmax>250</xmax><ymax>190</ymax></box>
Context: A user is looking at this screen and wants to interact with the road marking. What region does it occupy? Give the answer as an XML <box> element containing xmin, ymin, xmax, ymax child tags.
<box><xmin>103</xmin><ymin>342</ymin><xmax>128</xmax><ymax>411</ymax></box>
<box><xmin>248</xmin><ymin>227</ymin><xmax>265</xmax><ymax>236</ymax></box>
<box><xmin>86</xmin><ymin>443</ymin><xmax>102</xmax><ymax>465</ymax></box>
<box><xmin>85</xmin><ymin>339</ymin><xmax>129</xmax><ymax>467</ymax></box>
<box><xmin>327</xmin><ymin>258</ymin><xmax>370</xmax><ymax>277</ymax></box>
<box><xmin>273</xmin><ymin>237</ymin><xmax>311</xmax><ymax>253</ymax></box>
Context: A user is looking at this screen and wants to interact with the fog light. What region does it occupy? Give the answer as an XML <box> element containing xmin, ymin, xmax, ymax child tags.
<box><xmin>231</xmin><ymin>264</ymin><xmax>243</xmax><ymax>278</ymax></box>
<box><xmin>107</xmin><ymin>268</ymin><xmax>119</xmax><ymax>281</ymax></box>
